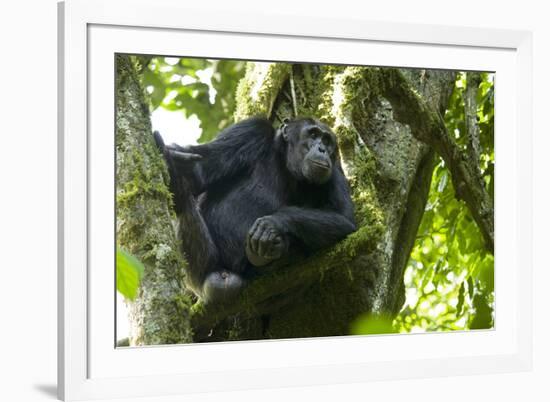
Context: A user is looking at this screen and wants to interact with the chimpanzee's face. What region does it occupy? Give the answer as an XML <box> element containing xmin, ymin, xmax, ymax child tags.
<box><xmin>283</xmin><ymin>119</ymin><xmax>337</xmax><ymax>184</ymax></box>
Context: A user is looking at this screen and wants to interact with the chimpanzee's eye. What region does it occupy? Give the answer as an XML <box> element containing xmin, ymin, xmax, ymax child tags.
<box><xmin>308</xmin><ymin>127</ymin><xmax>321</xmax><ymax>138</ymax></box>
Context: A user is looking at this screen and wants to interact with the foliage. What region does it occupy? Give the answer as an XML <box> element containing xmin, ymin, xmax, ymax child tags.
<box><xmin>351</xmin><ymin>314</ymin><xmax>397</xmax><ymax>335</ymax></box>
<box><xmin>116</xmin><ymin>248</ymin><xmax>145</xmax><ymax>300</ymax></box>
<box><xmin>393</xmin><ymin>73</ymin><xmax>495</xmax><ymax>333</ymax></box>
<box><xmin>142</xmin><ymin>57</ymin><xmax>246</xmax><ymax>143</ymax></box>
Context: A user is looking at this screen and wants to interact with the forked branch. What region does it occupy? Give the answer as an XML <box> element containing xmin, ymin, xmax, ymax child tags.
<box><xmin>379</xmin><ymin>69</ymin><xmax>494</xmax><ymax>252</ymax></box>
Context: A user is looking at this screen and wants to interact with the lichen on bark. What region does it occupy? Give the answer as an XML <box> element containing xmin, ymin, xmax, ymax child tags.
<box><xmin>116</xmin><ymin>55</ymin><xmax>193</xmax><ymax>345</ymax></box>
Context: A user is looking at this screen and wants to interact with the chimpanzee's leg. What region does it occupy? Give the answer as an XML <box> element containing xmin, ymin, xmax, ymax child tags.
<box><xmin>176</xmin><ymin>187</ymin><xmax>244</xmax><ymax>304</ymax></box>
<box><xmin>155</xmin><ymin>130</ymin><xmax>244</xmax><ymax>304</ymax></box>
<box><xmin>168</xmin><ymin>166</ymin><xmax>243</xmax><ymax>305</ymax></box>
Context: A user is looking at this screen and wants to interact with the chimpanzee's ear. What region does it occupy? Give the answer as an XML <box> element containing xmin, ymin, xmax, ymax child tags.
<box><xmin>277</xmin><ymin>118</ymin><xmax>290</xmax><ymax>142</ymax></box>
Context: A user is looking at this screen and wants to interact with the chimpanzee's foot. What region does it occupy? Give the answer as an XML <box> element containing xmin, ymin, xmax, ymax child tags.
<box><xmin>203</xmin><ymin>270</ymin><xmax>244</xmax><ymax>304</ymax></box>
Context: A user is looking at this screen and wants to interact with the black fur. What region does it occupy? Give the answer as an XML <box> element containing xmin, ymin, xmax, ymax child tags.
<box><xmin>154</xmin><ymin>117</ymin><xmax>356</xmax><ymax>304</ymax></box>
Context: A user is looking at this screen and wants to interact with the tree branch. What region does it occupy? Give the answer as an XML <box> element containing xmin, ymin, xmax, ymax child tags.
<box><xmin>289</xmin><ymin>66</ymin><xmax>298</xmax><ymax>117</ymax></box>
<box><xmin>379</xmin><ymin>68</ymin><xmax>494</xmax><ymax>253</ymax></box>
<box><xmin>463</xmin><ymin>72</ymin><xmax>483</xmax><ymax>172</ymax></box>
<box><xmin>190</xmin><ymin>227</ymin><xmax>373</xmax><ymax>334</ymax></box>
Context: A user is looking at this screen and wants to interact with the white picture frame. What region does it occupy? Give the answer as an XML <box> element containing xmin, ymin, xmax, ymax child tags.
<box><xmin>58</xmin><ymin>0</ymin><xmax>533</xmax><ymax>400</ymax></box>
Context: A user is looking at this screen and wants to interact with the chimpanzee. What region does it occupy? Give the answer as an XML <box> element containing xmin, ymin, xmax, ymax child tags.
<box><xmin>154</xmin><ymin>117</ymin><xmax>356</xmax><ymax>304</ymax></box>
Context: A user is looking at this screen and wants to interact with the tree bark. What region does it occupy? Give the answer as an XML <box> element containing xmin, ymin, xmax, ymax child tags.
<box><xmin>378</xmin><ymin>69</ymin><xmax>493</xmax><ymax>252</ymax></box>
<box><xmin>116</xmin><ymin>55</ymin><xmax>457</xmax><ymax>344</ymax></box>
<box><xmin>116</xmin><ymin>55</ymin><xmax>193</xmax><ymax>345</ymax></box>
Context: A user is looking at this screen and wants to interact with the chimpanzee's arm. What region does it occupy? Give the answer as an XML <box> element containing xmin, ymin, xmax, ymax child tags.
<box><xmin>274</xmin><ymin>168</ymin><xmax>356</xmax><ymax>250</ymax></box>
<box><xmin>246</xmin><ymin>167</ymin><xmax>356</xmax><ymax>267</ymax></box>
<box><xmin>273</xmin><ymin>209</ymin><xmax>355</xmax><ymax>252</ymax></box>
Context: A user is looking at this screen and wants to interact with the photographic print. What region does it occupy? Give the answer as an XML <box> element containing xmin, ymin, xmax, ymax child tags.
<box><xmin>115</xmin><ymin>54</ymin><xmax>494</xmax><ymax>346</ymax></box>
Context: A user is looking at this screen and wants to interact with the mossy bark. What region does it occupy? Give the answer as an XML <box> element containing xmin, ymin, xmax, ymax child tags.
<box><xmin>116</xmin><ymin>55</ymin><xmax>193</xmax><ymax>345</ymax></box>
<box><xmin>379</xmin><ymin>69</ymin><xmax>493</xmax><ymax>252</ymax></box>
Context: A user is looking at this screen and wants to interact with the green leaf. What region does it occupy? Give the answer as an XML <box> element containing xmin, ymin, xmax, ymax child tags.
<box><xmin>467</xmin><ymin>277</ymin><xmax>474</xmax><ymax>300</ymax></box>
<box><xmin>116</xmin><ymin>248</ymin><xmax>145</xmax><ymax>300</ymax></box>
<box><xmin>478</xmin><ymin>258</ymin><xmax>495</xmax><ymax>293</ymax></box>
<box><xmin>437</xmin><ymin>171</ymin><xmax>448</xmax><ymax>192</ymax></box>
<box><xmin>351</xmin><ymin>314</ymin><xmax>397</xmax><ymax>335</ymax></box>
<box><xmin>457</xmin><ymin>282</ymin><xmax>465</xmax><ymax>315</ymax></box>
<box><xmin>470</xmin><ymin>291</ymin><xmax>493</xmax><ymax>329</ymax></box>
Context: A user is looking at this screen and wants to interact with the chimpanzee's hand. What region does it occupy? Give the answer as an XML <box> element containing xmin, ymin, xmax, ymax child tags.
<box><xmin>245</xmin><ymin>216</ymin><xmax>288</xmax><ymax>267</ymax></box>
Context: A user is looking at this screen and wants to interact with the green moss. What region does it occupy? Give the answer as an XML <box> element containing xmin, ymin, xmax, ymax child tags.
<box><xmin>328</xmin><ymin>225</ymin><xmax>380</xmax><ymax>261</ymax></box>
<box><xmin>234</xmin><ymin>62</ymin><xmax>291</xmax><ymax>120</ymax></box>
<box><xmin>143</xmin><ymin>292</ymin><xmax>193</xmax><ymax>344</ymax></box>
<box><xmin>316</xmin><ymin>65</ymin><xmax>344</xmax><ymax>125</ymax></box>
<box><xmin>315</xmin><ymin>66</ymin><xmax>386</xmax><ymax>234</ymax></box>
<box><xmin>116</xmin><ymin>153</ymin><xmax>172</xmax><ymax>207</ymax></box>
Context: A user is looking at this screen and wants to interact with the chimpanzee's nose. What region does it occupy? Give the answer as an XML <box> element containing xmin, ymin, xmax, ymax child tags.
<box><xmin>318</xmin><ymin>145</ymin><xmax>326</xmax><ymax>153</ymax></box>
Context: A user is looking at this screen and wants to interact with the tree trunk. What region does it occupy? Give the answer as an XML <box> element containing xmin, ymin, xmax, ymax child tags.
<box><xmin>116</xmin><ymin>55</ymin><xmax>193</xmax><ymax>345</ymax></box>
<box><xmin>116</xmin><ymin>55</ymin><xmax>456</xmax><ymax>344</ymax></box>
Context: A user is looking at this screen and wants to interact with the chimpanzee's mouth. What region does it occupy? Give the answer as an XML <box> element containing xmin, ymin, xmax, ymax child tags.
<box><xmin>311</xmin><ymin>160</ymin><xmax>330</xmax><ymax>169</ymax></box>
